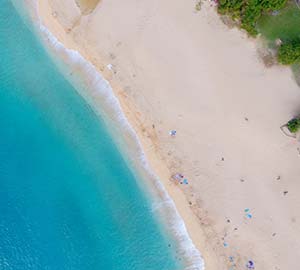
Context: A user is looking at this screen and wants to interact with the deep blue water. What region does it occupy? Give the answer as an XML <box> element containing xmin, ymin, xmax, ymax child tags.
<box><xmin>0</xmin><ymin>1</ymin><xmax>182</xmax><ymax>269</ymax></box>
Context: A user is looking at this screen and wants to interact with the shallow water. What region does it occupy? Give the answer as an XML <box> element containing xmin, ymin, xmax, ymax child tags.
<box><xmin>0</xmin><ymin>1</ymin><xmax>183</xmax><ymax>269</ymax></box>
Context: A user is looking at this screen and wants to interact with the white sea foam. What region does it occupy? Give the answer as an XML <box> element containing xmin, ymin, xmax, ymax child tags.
<box><xmin>20</xmin><ymin>2</ymin><xmax>205</xmax><ymax>269</ymax></box>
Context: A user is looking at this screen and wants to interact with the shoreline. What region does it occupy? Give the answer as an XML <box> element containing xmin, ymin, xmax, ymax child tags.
<box><xmin>27</xmin><ymin>0</ymin><xmax>300</xmax><ymax>269</ymax></box>
<box><xmin>2</xmin><ymin>1</ymin><xmax>202</xmax><ymax>268</ymax></box>
<box><xmin>20</xmin><ymin>0</ymin><xmax>208</xmax><ymax>269</ymax></box>
<box><xmin>38</xmin><ymin>21</ymin><xmax>205</xmax><ymax>270</ymax></box>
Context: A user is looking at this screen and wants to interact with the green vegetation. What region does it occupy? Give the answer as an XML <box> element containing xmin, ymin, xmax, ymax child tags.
<box><xmin>195</xmin><ymin>1</ymin><xmax>202</xmax><ymax>11</ymax></box>
<box><xmin>218</xmin><ymin>0</ymin><xmax>287</xmax><ymax>36</ymax></box>
<box><xmin>218</xmin><ymin>1</ymin><xmax>300</xmax><ymax>65</ymax></box>
<box><xmin>278</xmin><ymin>41</ymin><xmax>300</xmax><ymax>64</ymax></box>
<box><xmin>287</xmin><ymin>118</ymin><xmax>300</xmax><ymax>133</ymax></box>
<box><xmin>257</xmin><ymin>2</ymin><xmax>300</xmax><ymax>42</ymax></box>
<box><xmin>258</xmin><ymin>2</ymin><xmax>300</xmax><ymax>65</ymax></box>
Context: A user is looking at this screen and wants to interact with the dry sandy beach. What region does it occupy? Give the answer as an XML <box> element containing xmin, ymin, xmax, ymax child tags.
<box><xmin>36</xmin><ymin>0</ymin><xmax>300</xmax><ymax>269</ymax></box>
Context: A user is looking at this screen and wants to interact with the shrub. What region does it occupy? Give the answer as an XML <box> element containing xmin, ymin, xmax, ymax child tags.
<box><xmin>278</xmin><ymin>41</ymin><xmax>300</xmax><ymax>65</ymax></box>
<box><xmin>218</xmin><ymin>0</ymin><xmax>288</xmax><ymax>36</ymax></box>
<box><xmin>261</xmin><ymin>0</ymin><xmax>287</xmax><ymax>10</ymax></box>
<box><xmin>287</xmin><ymin>118</ymin><xmax>300</xmax><ymax>133</ymax></box>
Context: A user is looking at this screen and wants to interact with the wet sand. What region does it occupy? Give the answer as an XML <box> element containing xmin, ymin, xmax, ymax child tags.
<box><xmin>37</xmin><ymin>0</ymin><xmax>300</xmax><ymax>269</ymax></box>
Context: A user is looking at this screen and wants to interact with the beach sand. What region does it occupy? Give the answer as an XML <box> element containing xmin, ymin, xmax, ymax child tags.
<box><xmin>37</xmin><ymin>0</ymin><xmax>300</xmax><ymax>269</ymax></box>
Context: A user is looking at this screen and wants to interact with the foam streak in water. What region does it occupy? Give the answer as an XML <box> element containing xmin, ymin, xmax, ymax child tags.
<box><xmin>20</xmin><ymin>2</ymin><xmax>205</xmax><ymax>269</ymax></box>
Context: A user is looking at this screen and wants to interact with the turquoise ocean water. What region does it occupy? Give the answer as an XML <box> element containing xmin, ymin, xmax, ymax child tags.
<box><xmin>0</xmin><ymin>1</ymin><xmax>188</xmax><ymax>269</ymax></box>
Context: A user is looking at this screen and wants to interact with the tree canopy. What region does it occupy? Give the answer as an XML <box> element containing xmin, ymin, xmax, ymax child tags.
<box><xmin>278</xmin><ymin>41</ymin><xmax>300</xmax><ymax>65</ymax></box>
<box><xmin>218</xmin><ymin>0</ymin><xmax>287</xmax><ymax>36</ymax></box>
<box><xmin>287</xmin><ymin>118</ymin><xmax>300</xmax><ymax>133</ymax></box>
<box><xmin>218</xmin><ymin>0</ymin><xmax>300</xmax><ymax>65</ymax></box>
